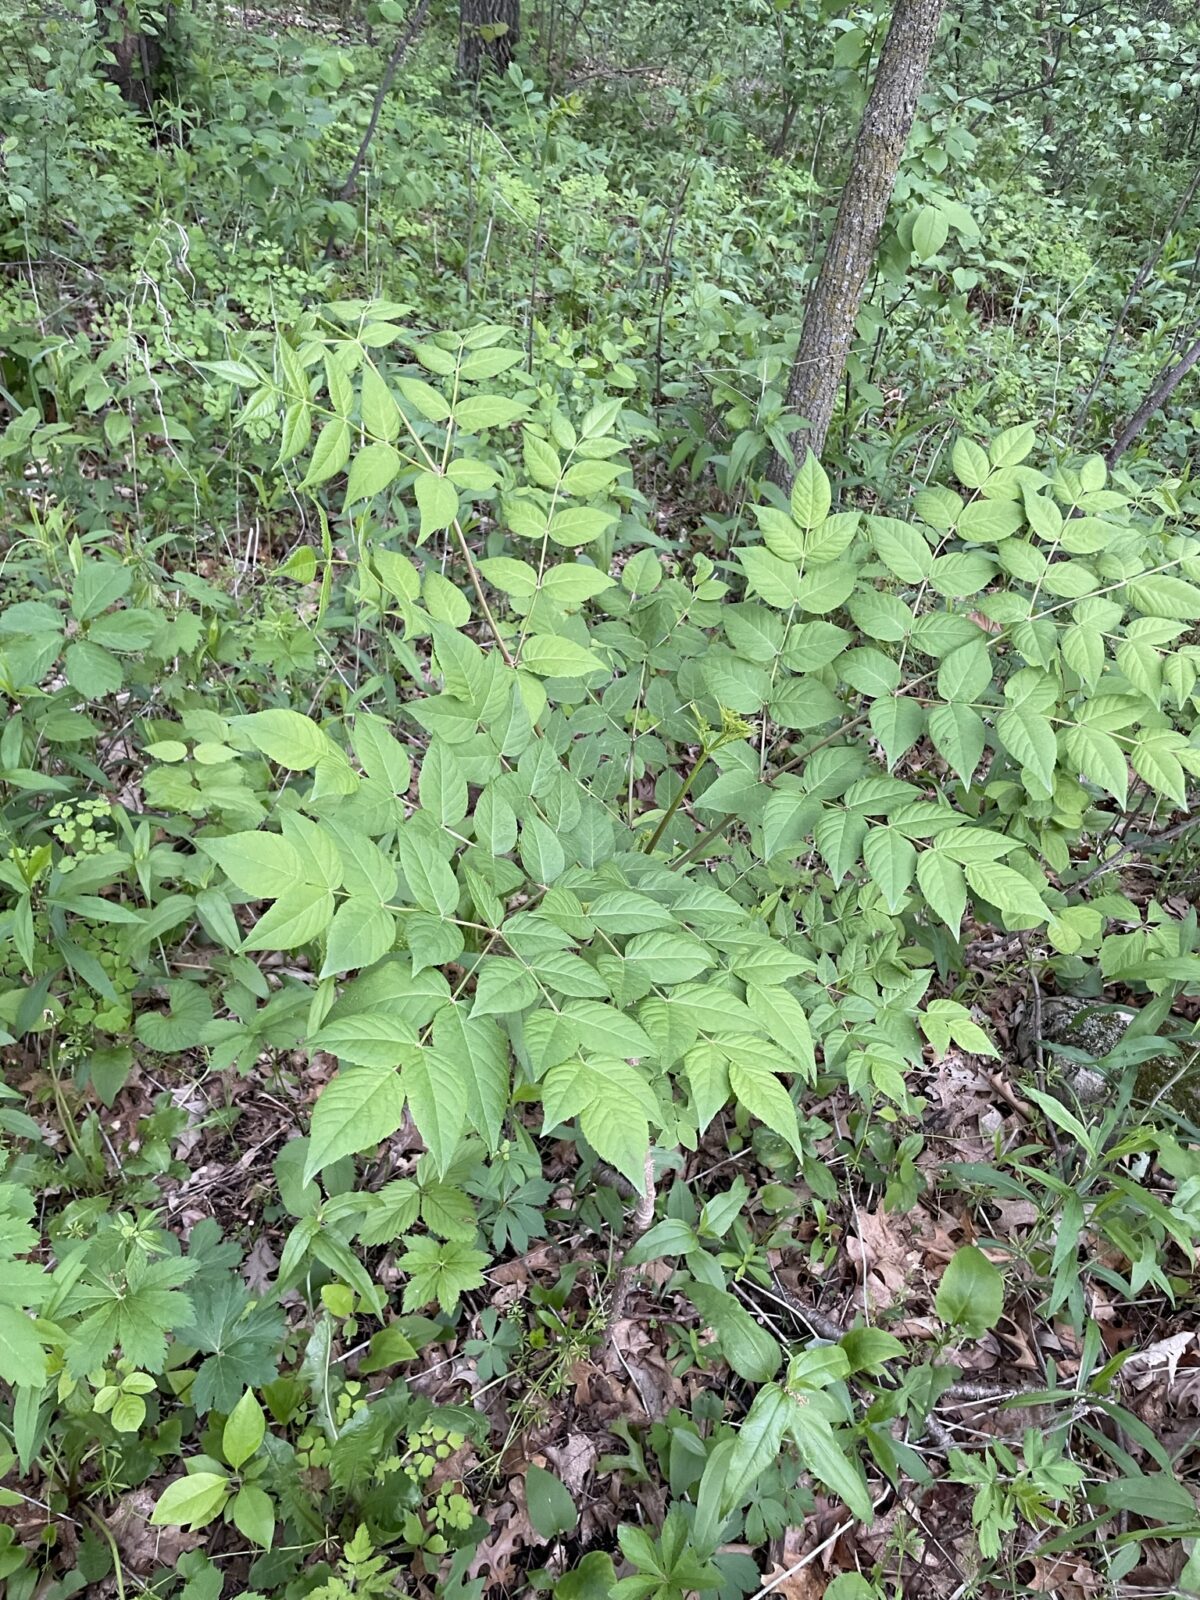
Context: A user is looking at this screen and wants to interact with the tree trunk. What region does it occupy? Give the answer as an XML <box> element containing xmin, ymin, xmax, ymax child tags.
<box><xmin>773</xmin><ymin>0</ymin><xmax>946</xmax><ymax>487</ymax></box>
<box><xmin>101</xmin><ymin>3</ymin><xmax>171</xmax><ymax>108</ymax></box>
<box><xmin>458</xmin><ymin>0</ymin><xmax>519</xmax><ymax>80</ymax></box>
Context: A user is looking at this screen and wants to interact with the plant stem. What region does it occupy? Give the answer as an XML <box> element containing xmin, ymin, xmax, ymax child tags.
<box><xmin>605</xmin><ymin>1148</ymin><xmax>657</xmax><ymax>1348</ymax></box>
<box><xmin>643</xmin><ymin>748</ymin><xmax>708</xmax><ymax>854</ymax></box>
<box><xmin>453</xmin><ymin>519</ymin><xmax>515</xmax><ymax>666</ymax></box>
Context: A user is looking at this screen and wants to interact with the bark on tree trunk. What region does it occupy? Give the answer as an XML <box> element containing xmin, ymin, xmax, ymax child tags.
<box><xmin>458</xmin><ymin>0</ymin><xmax>519</xmax><ymax>80</ymax></box>
<box><xmin>102</xmin><ymin>2</ymin><xmax>173</xmax><ymax>108</ymax></box>
<box><xmin>773</xmin><ymin>0</ymin><xmax>946</xmax><ymax>488</ymax></box>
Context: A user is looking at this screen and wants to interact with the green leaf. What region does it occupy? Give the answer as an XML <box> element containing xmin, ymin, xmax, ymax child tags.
<box><xmin>804</xmin><ymin>510</ymin><xmax>859</xmax><ymax>564</ymax></box>
<box><xmin>150</xmin><ymin>1472</ymin><xmax>231</xmax><ymax>1530</ymax></box>
<box><xmin>869</xmin><ymin>517</ymin><xmax>930</xmax><ymax>582</ymax></box>
<box><xmin>418</xmin><ymin>740</ymin><xmax>469</xmax><ymax>826</ymax></box>
<box><xmin>1064</xmin><ymin>724</ymin><xmax>1128</xmax><ymax>807</ymax></box>
<box><xmin>825</xmin><ymin>1578</ymin><xmax>878</xmax><ymax>1600</ymax></box>
<box><xmin>840</xmin><ymin>1326</ymin><xmax>906</xmax><ymax>1375</ymax></box>
<box><xmin>738</xmin><ymin>546</ymin><xmax>803</xmax><ymax>607</ymax></box>
<box><xmin>520</xmin><ymin>635</ymin><xmax>600</xmax><ymax>679</ymax></box>
<box><xmin>230</xmin><ymin>1483</ymin><xmax>275</xmax><ymax>1547</ymax></box>
<box><xmin>728</xmin><ymin>1057</ymin><xmax>800</xmax><ymax>1155</ymax></box>
<box><xmin>754</xmin><ymin>505</ymin><xmax>804</xmax><ymax>563</ymax></box>
<box><xmin>683</xmin><ymin>1280</ymin><xmax>781</xmax><ymax>1382</ymax></box>
<box><xmin>305</xmin><ymin>1063</ymin><xmax>408</xmax><ymax>1182</ymax></box>
<box><xmin>916</xmin><ymin>849</ymin><xmax>967</xmax><ymax>933</ymax></box>
<box><xmin>414</xmin><ymin>470</ymin><xmax>459</xmax><ymax>539</ymax></box>
<box><xmin>345</xmin><ymin>442</ymin><xmax>401</xmax><ymax>505</ymax></box>
<box><xmin>682</xmin><ymin>1043</ymin><xmax>730</xmax><ymax>1134</ymax></box>
<box><xmin>556</xmin><ymin>1553</ymin><xmax>618</xmax><ymax>1600</ymax></box>
<box><xmin>65</xmin><ymin>640</ymin><xmax>122</xmax><ymax>697</ymax></box>
<box><xmin>1126</xmin><ymin>574</ymin><xmax>1200</xmax><ymax>621</ymax></box>
<box><xmin>432</xmin><ymin>1008</ymin><xmax>509</xmax><ymax>1150</ymax></box>
<box><xmin>586</xmin><ymin>891</ymin><xmax>674</xmax><ymax>935</ymax></box>
<box><xmin>543</xmin><ymin>1058</ymin><xmax>657</xmax><ymax>1188</ymax></box>
<box><xmin>402</xmin><ymin>1050</ymin><xmax>467</xmax><ymax>1175</ymax></box>
<box><xmin>744</xmin><ymin>984</ymin><xmax>814</xmax><ymax>1078</ymax></box>
<box><xmin>301</xmin><ymin>418</ymin><xmax>351</xmax><ymax>488</ymax></box>
<box><xmin>991</xmin><ymin>424</ymin><xmax>1036</xmax><ymax>468</ymax></box>
<box><xmin>869</xmin><ymin>697</ymin><xmax>924</xmax><ymax>768</ymax></box>
<box><xmin>1132</xmin><ymin>732</ymin><xmax>1187</xmax><ymax>805</ymax></box>
<box><xmin>310</xmin><ymin>1014</ymin><xmax>421</xmax><ymax>1068</ymax></box>
<box><xmin>234</xmin><ymin>709</ymin><xmax>329</xmax><ymax>769</ymax></box>
<box><xmin>562</xmin><ymin>1000</ymin><xmax>655</xmax><ymax>1061</ymax></box>
<box><xmin>951</xmin><ymin>436</ymin><xmax>990</xmax><ymax>488</ymax></box>
<box><xmin>965</xmin><ymin>861</ymin><xmax>1050</xmax><ymax>926</ymax></box>
<box><xmin>912</xmin><ymin>204</ymin><xmax>949</xmax><ymax>261</ymax></box>
<box><xmin>396</xmin><ymin>375</ymin><xmax>452</xmax><ymax>421</ymax></box>
<box><xmin>201</xmin><ymin>833</ymin><xmax>303</xmax><ymax>898</ymax></box>
<box><xmin>480</xmin><ymin>556</ymin><xmax>538</xmax><ymax>602</ymax></box>
<box><xmin>863</xmin><ymin>826</ymin><xmax>916</xmax><ymax>911</ymax></box>
<box><xmin>399</xmin><ymin>1236</ymin><xmax>489</xmax><ymax>1313</ymax></box>
<box><xmin>815</xmin><ymin>807</ymin><xmax>868</xmax><ymax>883</ymax></box>
<box><xmin>541</xmin><ymin>564</ymin><xmax>616</xmax><ymax>607</ymax></box>
<box><xmin>415</xmin><ymin>341</ymin><xmax>457</xmax><ymax>375</ymax></box>
<box><xmin>928</xmin><ymin>701</ymin><xmax>985</xmax><ymax>784</ymax></box>
<box><xmin>0</xmin><ymin>1307</ymin><xmax>47</xmax><ymax>1387</ymax></box>
<box><xmin>790</xmin><ymin>453</ymin><xmax>832</xmax><ymax>531</ymax></box>
<box><xmin>841</xmin><ymin>647</ymin><xmax>900</xmax><ymax>699</ymax></box>
<box><xmin>472</xmin><ymin>957</ymin><xmax>539</xmax><ymax>1017</ymax></box>
<box><xmin>563</xmin><ymin>458</ymin><xmax>622</xmax><ymax>496</ymax></box>
<box><xmin>320</xmin><ymin>898</ymin><xmax>395</xmax><ymax>978</ymax></box>
<box><xmin>623</xmin><ymin>931</ymin><xmax>714</xmax><ymax>985</ymax></box>
<box><xmin>790</xmin><ymin>1406</ymin><xmax>873</xmax><ymax>1522</ymax></box>
<box><xmin>796</xmin><ymin>563</ymin><xmax>858</xmax><ymax>615</ymax></box>
<box><xmin>223</xmin><ymin>1389</ymin><xmax>266</xmax><ymax>1469</ymax></box>
<box><xmin>396</xmin><ymin>828</ymin><xmax>459</xmax><ymax>917</ymax></box>
<box><xmin>722</xmin><ymin>1383</ymin><xmax>792</xmax><ymax>1510</ymax></box>
<box><xmin>996</xmin><ymin>705</ymin><xmax>1056</xmax><ymax>795</ymax></box>
<box><xmin>935</xmin><ymin>1245</ymin><xmax>1004</xmax><ymax>1338</ymax></box>
<box><xmin>523</xmin><ymin>430</ymin><xmax>562</xmax><ymax>488</ymax></box>
<box><xmin>1096</xmin><ymin>1471</ymin><xmax>1198</xmax><ymax>1526</ymax></box>
<box><xmin>71</xmin><ymin>561</ymin><xmax>132</xmax><ymax>621</ymax></box>
<box><xmin>278</xmin><ymin>400</ymin><xmax>311</xmax><ymax>464</ymax></box>
<box><xmin>937</xmin><ymin>640</ymin><xmax>991</xmax><ymax>702</ymax></box>
<box><xmin>525</xmin><ymin>1465</ymin><xmax>577</xmax><ymax>1540</ymax></box>
<box><xmin>243</xmin><ymin>885</ymin><xmax>334</xmax><ymax>952</ymax></box>
<box><xmin>361</xmin><ymin>362</ymin><xmax>400</xmax><ymax>441</ymax></box>
<box><xmin>454</xmin><ymin>395</ymin><xmax>528</xmax><ymax>432</ymax></box>
<box><xmin>921</xmin><ymin>999</ymin><xmax>996</xmax><ymax>1057</ymax></box>
<box><xmin>451</xmin><ymin>392</ymin><xmax>524</xmax><ymax>435</ymax></box>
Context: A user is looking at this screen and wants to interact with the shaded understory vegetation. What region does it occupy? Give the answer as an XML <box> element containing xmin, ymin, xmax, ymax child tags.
<box><xmin>2</xmin><ymin>1</ymin><xmax>1200</xmax><ymax>1597</ymax></box>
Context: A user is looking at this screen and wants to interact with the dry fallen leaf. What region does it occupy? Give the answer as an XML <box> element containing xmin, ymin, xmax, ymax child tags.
<box><xmin>109</xmin><ymin>1487</ymin><xmax>199</xmax><ymax>1574</ymax></box>
<box><xmin>845</xmin><ymin>1208</ymin><xmax>917</xmax><ymax>1312</ymax></box>
<box><xmin>544</xmin><ymin>1432</ymin><xmax>598</xmax><ymax>1496</ymax></box>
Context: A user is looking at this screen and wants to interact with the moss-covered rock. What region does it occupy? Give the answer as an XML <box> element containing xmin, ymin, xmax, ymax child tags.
<box><xmin>1016</xmin><ymin>995</ymin><xmax>1199</xmax><ymax>1117</ymax></box>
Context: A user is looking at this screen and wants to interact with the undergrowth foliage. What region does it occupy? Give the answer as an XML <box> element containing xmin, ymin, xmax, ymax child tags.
<box><xmin>3</xmin><ymin>1</ymin><xmax>1200</xmax><ymax>1596</ymax></box>
<box><xmin>2</xmin><ymin>295</ymin><xmax>1200</xmax><ymax>1597</ymax></box>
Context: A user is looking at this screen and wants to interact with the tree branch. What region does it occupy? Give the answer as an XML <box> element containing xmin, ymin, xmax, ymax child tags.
<box><xmin>1103</xmin><ymin>325</ymin><xmax>1200</xmax><ymax>463</ymax></box>
<box><xmin>1075</xmin><ymin>161</ymin><xmax>1200</xmax><ymax>431</ymax></box>
<box><xmin>336</xmin><ymin>0</ymin><xmax>431</xmax><ymax>204</ymax></box>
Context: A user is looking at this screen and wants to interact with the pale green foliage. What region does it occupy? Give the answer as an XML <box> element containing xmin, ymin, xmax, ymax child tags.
<box><xmin>190</xmin><ymin>320</ymin><xmax>1200</xmax><ymax>1234</ymax></box>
